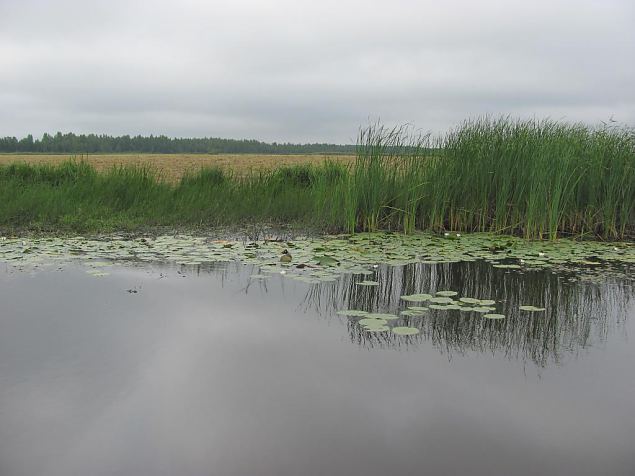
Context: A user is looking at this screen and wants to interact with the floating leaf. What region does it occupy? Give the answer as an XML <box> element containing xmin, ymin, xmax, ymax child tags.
<box><xmin>364</xmin><ymin>325</ymin><xmax>390</xmax><ymax>333</ymax></box>
<box><xmin>366</xmin><ymin>313</ymin><xmax>399</xmax><ymax>320</ymax></box>
<box><xmin>519</xmin><ymin>305</ymin><xmax>546</xmax><ymax>312</ymax></box>
<box><xmin>484</xmin><ymin>313</ymin><xmax>505</xmax><ymax>319</ymax></box>
<box><xmin>401</xmin><ymin>310</ymin><xmax>427</xmax><ymax>317</ymax></box>
<box><xmin>473</xmin><ymin>307</ymin><xmax>494</xmax><ymax>313</ymax></box>
<box><xmin>315</xmin><ymin>255</ymin><xmax>339</xmax><ymax>266</ymax></box>
<box><xmin>401</xmin><ymin>293</ymin><xmax>432</xmax><ymax>302</ymax></box>
<box><xmin>429</xmin><ymin>296</ymin><xmax>455</xmax><ymax>304</ymax></box>
<box><xmin>436</xmin><ymin>290</ymin><xmax>458</xmax><ymax>297</ymax></box>
<box><xmin>392</xmin><ymin>326</ymin><xmax>420</xmax><ymax>336</ymax></box>
<box><xmin>357</xmin><ymin>280</ymin><xmax>379</xmax><ymax>286</ymax></box>
<box><xmin>359</xmin><ymin>318</ymin><xmax>388</xmax><ymax>326</ymax></box>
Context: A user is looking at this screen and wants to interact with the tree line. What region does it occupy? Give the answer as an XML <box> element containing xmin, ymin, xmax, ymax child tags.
<box><xmin>0</xmin><ymin>132</ymin><xmax>356</xmax><ymax>154</ymax></box>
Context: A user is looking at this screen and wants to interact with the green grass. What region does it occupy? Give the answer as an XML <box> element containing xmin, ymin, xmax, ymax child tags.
<box><xmin>1</xmin><ymin>117</ymin><xmax>633</xmax><ymax>239</ymax></box>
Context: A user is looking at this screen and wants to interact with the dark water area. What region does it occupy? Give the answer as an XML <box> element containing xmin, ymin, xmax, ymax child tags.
<box><xmin>0</xmin><ymin>260</ymin><xmax>634</xmax><ymax>475</ymax></box>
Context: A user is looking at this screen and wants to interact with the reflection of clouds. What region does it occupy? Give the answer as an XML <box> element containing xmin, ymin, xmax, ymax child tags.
<box><xmin>0</xmin><ymin>264</ymin><xmax>634</xmax><ymax>474</ymax></box>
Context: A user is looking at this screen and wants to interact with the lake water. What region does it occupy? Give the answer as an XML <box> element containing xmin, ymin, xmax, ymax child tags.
<box><xmin>0</xmin><ymin>250</ymin><xmax>634</xmax><ymax>475</ymax></box>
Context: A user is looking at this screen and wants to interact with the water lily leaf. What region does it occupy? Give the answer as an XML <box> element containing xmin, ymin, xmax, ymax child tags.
<box><xmin>366</xmin><ymin>313</ymin><xmax>399</xmax><ymax>320</ymax></box>
<box><xmin>436</xmin><ymin>290</ymin><xmax>458</xmax><ymax>297</ymax></box>
<box><xmin>359</xmin><ymin>318</ymin><xmax>388</xmax><ymax>326</ymax></box>
<box><xmin>392</xmin><ymin>326</ymin><xmax>420</xmax><ymax>336</ymax></box>
<box><xmin>400</xmin><ymin>293</ymin><xmax>432</xmax><ymax>302</ymax></box>
<box><xmin>484</xmin><ymin>313</ymin><xmax>505</xmax><ymax>319</ymax></box>
<box><xmin>401</xmin><ymin>310</ymin><xmax>427</xmax><ymax>317</ymax></box>
<box><xmin>473</xmin><ymin>307</ymin><xmax>494</xmax><ymax>313</ymax></box>
<box><xmin>357</xmin><ymin>280</ymin><xmax>379</xmax><ymax>286</ymax></box>
<box><xmin>315</xmin><ymin>255</ymin><xmax>339</xmax><ymax>266</ymax></box>
<box><xmin>429</xmin><ymin>296</ymin><xmax>455</xmax><ymax>304</ymax></box>
<box><xmin>519</xmin><ymin>305</ymin><xmax>546</xmax><ymax>312</ymax></box>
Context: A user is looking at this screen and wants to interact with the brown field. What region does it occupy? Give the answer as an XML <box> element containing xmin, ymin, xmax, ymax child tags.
<box><xmin>0</xmin><ymin>153</ymin><xmax>355</xmax><ymax>182</ymax></box>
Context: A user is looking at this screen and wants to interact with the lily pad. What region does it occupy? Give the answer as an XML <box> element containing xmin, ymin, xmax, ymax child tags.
<box><xmin>484</xmin><ymin>313</ymin><xmax>505</xmax><ymax>319</ymax></box>
<box><xmin>473</xmin><ymin>307</ymin><xmax>495</xmax><ymax>313</ymax></box>
<box><xmin>401</xmin><ymin>293</ymin><xmax>433</xmax><ymax>302</ymax></box>
<box><xmin>429</xmin><ymin>296</ymin><xmax>455</xmax><ymax>304</ymax></box>
<box><xmin>364</xmin><ymin>325</ymin><xmax>390</xmax><ymax>333</ymax></box>
<box><xmin>359</xmin><ymin>318</ymin><xmax>388</xmax><ymax>326</ymax></box>
<box><xmin>519</xmin><ymin>305</ymin><xmax>546</xmax><ymax>312</ymax></box>
<box><xmin>357</xmin><ymin>280</ymin><xmax>379</xmax><ymax>286</ymax></box>
<box><xmin>392</xmin><ymin>326</ymin><xmax>420</xmax><ymax>336</ymax></box>
<box><xmin>366</xmin><ymin>313</ymin><xmax>399</xmax><ymax>320</ymax></box>
<box><xmin>401</xmin><ymin>310</ymin><xmax>427</xmax><ymax>317</ymax></box>
<box><xmin>436</xmin><ymin>290</ymin><xmax>458</xmax><ymax>297</ymax></box>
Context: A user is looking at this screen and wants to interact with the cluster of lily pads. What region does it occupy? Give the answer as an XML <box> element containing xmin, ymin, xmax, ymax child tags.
<box><xmin>0</xmin><ymin>232</ymin><xmax>633</xmax><ymax>285</ymax></box>
<box><xmin>337</xmin><ymin>289</ymin><xmax>549</xmax><ymax>336</ymax></box>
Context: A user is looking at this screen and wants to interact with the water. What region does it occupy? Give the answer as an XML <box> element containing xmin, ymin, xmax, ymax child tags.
<box><xmin>0</xmin><ymin>259</ymin><xmax>634</xmax><ymax>475</ymax></box>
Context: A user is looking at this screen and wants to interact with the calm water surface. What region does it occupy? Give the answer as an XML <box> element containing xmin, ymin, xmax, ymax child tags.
<box><xmin>0</xmin><ymin>260</ymin><xmax>634</xmax><ymax>475</ymax></box>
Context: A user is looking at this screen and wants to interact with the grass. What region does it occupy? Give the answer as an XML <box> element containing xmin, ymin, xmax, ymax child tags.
<box><xmin>0</xmin><ymin>118</ymin><xmax>633</xmax><ymax>239</ymax></box>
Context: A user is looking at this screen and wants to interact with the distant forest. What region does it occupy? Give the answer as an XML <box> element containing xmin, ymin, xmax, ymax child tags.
<box><xmin>0</xmin><ymin>132</ymin><xmax>356</xmax><ymax>154</ymax></box>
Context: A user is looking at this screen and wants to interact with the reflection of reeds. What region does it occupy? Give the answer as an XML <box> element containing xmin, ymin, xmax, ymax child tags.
<box><xmin>310</xmin><ymin>262</ymin><xmax>633</xmax><ymax>366</ymax></box>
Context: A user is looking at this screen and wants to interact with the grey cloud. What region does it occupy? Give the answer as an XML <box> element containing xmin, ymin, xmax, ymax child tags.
<box><xmin>1</xmin><ymin>0</ymin><xmax>634</xmax><ymax>142</ymax></box>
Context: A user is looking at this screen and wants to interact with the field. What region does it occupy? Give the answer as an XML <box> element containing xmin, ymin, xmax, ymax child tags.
<box><xmin>0</xmin><ymin>153</ymin><xmax>355</xmax><ymax>182</ymax></box>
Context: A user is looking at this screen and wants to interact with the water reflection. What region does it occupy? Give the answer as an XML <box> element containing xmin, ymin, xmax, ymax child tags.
<box><xmin>135</xmin><ymin>258</ymin><xmax>634</xmax><ymax>367</ymax></box>
<box><xmin>301</xmin><ymin>261</ymin><xmax>633</xmax><ymax>366</ymax></box>
<box><xmin>3</xmin><ymin>255</ymin><xmax>633</xmax><ymax>368</ymax></box>
<box><xmin>1</xmin><ymin>257</ymin><xmax>634</xmax><ymax>475</ymax></box>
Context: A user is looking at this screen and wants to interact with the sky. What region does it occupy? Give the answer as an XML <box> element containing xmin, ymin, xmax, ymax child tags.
<box><xmin>1</xmin><ymin>0</ymin><xmax>634</xmax><ymax>143</ymax></box>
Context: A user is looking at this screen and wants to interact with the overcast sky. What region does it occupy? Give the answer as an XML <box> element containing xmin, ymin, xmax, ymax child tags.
<box><xmin>1</xmin><ymin>0</ymin><xmax>633</xmax><ymax>143</ymax></box>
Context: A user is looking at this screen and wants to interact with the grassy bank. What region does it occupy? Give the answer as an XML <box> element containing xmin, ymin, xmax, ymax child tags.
<box><xmin>1</xmin><ymin>118</ymin><xmax>633</xmax><ymax>239</ymax></box>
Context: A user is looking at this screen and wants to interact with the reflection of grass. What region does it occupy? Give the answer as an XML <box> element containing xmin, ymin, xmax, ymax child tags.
<box><xmin>316</xmin><ymin>261</ymin><xmax>632</xmax><ymax>366</ymax></box>
<box><xmin>1</xmin><ymin>118</ymin><xmax>633</xmax><ymax>238</ymax></box>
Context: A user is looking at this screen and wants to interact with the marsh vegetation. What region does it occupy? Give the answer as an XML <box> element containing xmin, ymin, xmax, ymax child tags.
<box><xmin>0</xmin><ymin>117</ymin><xmax>633</xmax><ymax>239</ymax></box>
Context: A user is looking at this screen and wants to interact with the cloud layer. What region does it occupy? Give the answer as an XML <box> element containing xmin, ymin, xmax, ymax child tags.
<box><xmin>1</xmin><ymin>0</ymin><xmax>633</xmax><ymax>142</ymax></box>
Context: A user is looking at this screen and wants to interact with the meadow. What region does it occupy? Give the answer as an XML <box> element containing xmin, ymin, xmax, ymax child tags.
<box><xmin>1</xmin><ymin>117</ymin><xmax>633</xmax><ymax>239</ymax></box>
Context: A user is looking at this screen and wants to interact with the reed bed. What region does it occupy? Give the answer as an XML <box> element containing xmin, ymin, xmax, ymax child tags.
<box><xmin>1</xmin><ymin>118</ymin><xmax>633</xmax><ymax>239</ymax></box>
